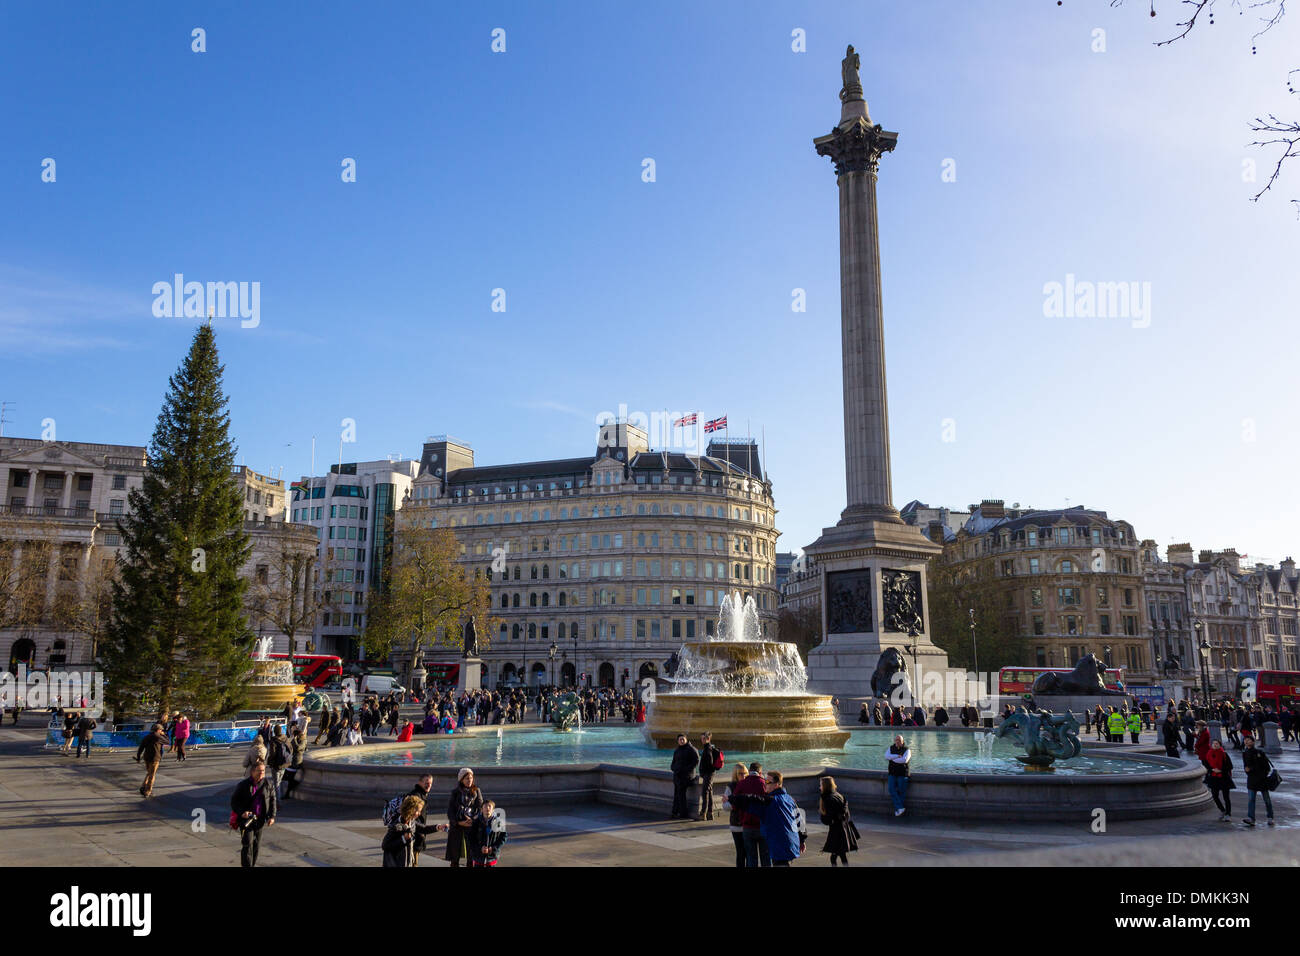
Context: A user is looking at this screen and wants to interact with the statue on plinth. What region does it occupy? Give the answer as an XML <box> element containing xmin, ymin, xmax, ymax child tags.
<box><xmin>840</xmin><ymin>44</ymin><xmax>863</xmax><ymax>103</ymax></box>
<box><xmin>462</xmin><ymin>618</ymin><xmax>478</xmax><ymax>658</ymax></box>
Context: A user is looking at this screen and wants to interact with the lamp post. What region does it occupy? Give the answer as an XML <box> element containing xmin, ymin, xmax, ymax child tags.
<box><xmin>1195</xmin><ymin>619</ymin><xmax>1210</xmax><ymax>709</ymax></box>
<box><xmin>548</xmin><ymin>642</ymin><xmax>557</xmax><ymax>689</ymax></box>
<box><xmin>968</xmin><ymin>607</ymin><xmax>979</xmax><ymax>680</ymax></box>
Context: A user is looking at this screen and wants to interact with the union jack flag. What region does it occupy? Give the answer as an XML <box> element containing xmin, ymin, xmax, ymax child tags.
<box><xmin>673</xmin><ymin>413</ymin><xmax>697</xmax><ymax>427</ymax></box>
<box><xmin>704</xmin><ymin>416</ymin><xmax>727</xmax><ymax>433</ymax></box>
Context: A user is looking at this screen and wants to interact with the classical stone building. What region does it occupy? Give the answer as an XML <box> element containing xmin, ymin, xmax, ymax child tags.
<box><xmin>2</xmin><ymin>436</ymin><xmax>318</xmax><ymax>670</ymax></box>
<box><xmin>940</xmin><ymin>500</ymin><xmax>1154</xmax><ymax>682</ymax></box>
<box><xmin>397</xmin><ymin>423</ymin><xmax>779</xmax><ymax>690</ymax></box>
<box><xmin>287</xmin><ymin>458</ymin><xmax>419</xmax><ymax>657</ymax></box>
<box><xmin>1251</xmin><ymin>557</ymin><xmax>1300</xmax><ymax>672</ymax></box>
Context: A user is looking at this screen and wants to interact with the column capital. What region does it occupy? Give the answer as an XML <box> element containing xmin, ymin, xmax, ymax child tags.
<box><xmin>813</xmin><ymin>117</ymin><xmax>898</xmax><ymax>177</ymax></box>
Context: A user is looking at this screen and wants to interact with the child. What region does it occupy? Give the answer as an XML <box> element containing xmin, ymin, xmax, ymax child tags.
<box><xmin>468</xmin><ymin>799</ymin><xmax>508</xmax><ymax>867</ymax></box>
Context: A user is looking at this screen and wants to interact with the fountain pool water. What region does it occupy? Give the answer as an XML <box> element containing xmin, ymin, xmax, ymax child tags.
<box><xmin>643</xmin><ymin>592</ymin><xmax>846</xmax><ymax>751</ymax></box>
<box><xmin>321</xmin><ymin>725</ymin><xmax>1173</xmax><ymax>777</ymax></box>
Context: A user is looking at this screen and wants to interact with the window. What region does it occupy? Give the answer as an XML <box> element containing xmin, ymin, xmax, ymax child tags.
<box><xmin>1066</xmin><ymin>615</ymin><xmax>1078</xmax><ymax>635</ymax></box>
<box><xmin>1099</xmin><ymin>614</ymin><xmax>1111</xmax><ymax>636</ymax></box>
<box><xmin>1030</xmin><ymin>587</ymin><xmax>1043</xmax><ymax>608</ymax></box>
<box><xmin>109</xmin><ymin>499</ymin><xmax>124</xmax><ymax>515</ymax></box>
<box><xmin>1097</xmin><ymin>586</ymin><xmax>1109</xmax><ymax>607</ymax></box>
<box><xmin>1029</xmin><ymin>558</ymin><xmax>1040</xmax><ymax>574</ymax></box>
<box><xmin>1058</xmin><ymin>587</ymin><xmax>1080</xmax><ymax>606</ymax></box>
<box><xmin>112</xmin><ymin>474</ymin><xmax>126</xmax><ymax>490</ymax></box>
<box><xmin>1060</xmin><ymin>560</ymin><xmax>1073</xmax><ymax>574</ymax></box>
<box><xmin>1035</xmin><ymin>646</ymin><xmax>1047</xmax><ymax>666</ymax></box>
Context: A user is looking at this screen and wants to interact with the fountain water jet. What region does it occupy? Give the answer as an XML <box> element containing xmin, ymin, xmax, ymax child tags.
<box><xmin>644</xmin><ymin>591</ymin><xmax>849</xmax><ymax>751</ymax></box>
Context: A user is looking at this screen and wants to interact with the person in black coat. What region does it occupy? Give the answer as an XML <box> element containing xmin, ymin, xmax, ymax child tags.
<box><xmin>407</xmin><ymin>773</ymin><xmax>448</xmax><ymax>865</ymax></box>
<box><xmin>670</xmin><ymin>734</ymin><xmax>699</xmax><ymax>820</ymax></box>
<box><xmin>445</xmin><ymin>768</ymin><xmax>484</xmax><ymax>866</ymax></box>
<box><xmin>818</xmin><ymin>776</ymin><xmax>859</xmax><ymax>866</ymax></box>
<box><xmin>230</xmin><ymin>761</ymin><xmax>278</xmax><ymax>867</ymax></box>
<box><xmin>933</xmin><ymin>706</ymin><xmax>949</xmax><ymax>727</ymax></box>
<box><xmin>1161</xmin><ymin>714</ymin><xmax>1181</xmax><ymax>758</ymax></box>
<box><xmin>382</xmin><ymin>795</ymin><xmax>424</xmax><ymax>867</ymax></box>
<box><xmin>1241</xmin><ymin>737</ymin><xmax>1276</xmax><ymax>826</ymax></box>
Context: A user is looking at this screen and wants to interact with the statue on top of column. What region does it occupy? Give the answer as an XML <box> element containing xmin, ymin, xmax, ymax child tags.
<box><xmin>840</xmin><ymin>44</ymin><xmax>863</xmax><ymax>103</ymax></box>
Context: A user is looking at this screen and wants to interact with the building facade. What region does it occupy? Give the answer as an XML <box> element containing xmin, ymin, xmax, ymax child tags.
<box><xmin>939</xmin><ymin>500</ymin><xmax>1154</xmax><ymax>682</ymax></box>
<box><xmin>288</xmin><ymin>458</ymin><xmax>419</xmax><ymax>658</ymax></box>
<box><xmin>2</xmin><ymin>437</ymin><xmax>318</xmax><ymax>670</ymax></box>
<box><xmin>396</xmin><ymin>424</ymin><xmax>780</xmax><ymax>690</ymax></box>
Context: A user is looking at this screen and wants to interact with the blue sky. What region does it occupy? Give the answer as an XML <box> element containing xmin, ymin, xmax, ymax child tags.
<box><xmin>2</xmin><ymin>1</ymin><xmax>1297</xmax><ymax>564</ymax></box>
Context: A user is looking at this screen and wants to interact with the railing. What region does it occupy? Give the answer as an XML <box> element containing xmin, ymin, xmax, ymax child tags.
<box><xmin>0</xmin><ymin>505</ymin><xmax>98</xmax><ymax>520</ymax></box>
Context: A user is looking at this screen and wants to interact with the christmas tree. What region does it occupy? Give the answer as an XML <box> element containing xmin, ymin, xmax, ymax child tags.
<box><xmin>102</xmin><ymin>324</ymin><xmax>252</xmax><ymax>719</ymax></box>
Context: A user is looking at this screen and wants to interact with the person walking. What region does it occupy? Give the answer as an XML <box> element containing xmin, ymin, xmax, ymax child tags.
<box><xmin>886</xmin><ymin>734</ymin><xmax>911</xmax><ymax>817</ymax></box>
<box><xmin>381</xmin><ymin>795</ymin><xmax>424</xmax><ymax>867</ymax></box>
<box><xmin>445</xmin><ymin>767</ymin><xmax>484</xmax><ymax>867</ymax></box>
<box><xmin>697</xmin><ymin>731</ymin><xmax>721</xmax><ymax>821</ymax></box>
<box><xmin>314</xmin><ymin>707</ymin><xmax>333</xmax><ymax>745</ymax></box>
<box><xmin>266</xmin><ymin>725</ymin><xmax>291</xmax><ymax>795</ymax></box>
<box><xmin>1127</xmin><ymin>710</ymin><xmax>1142</xmax><ymax>744</ymax></box>
<box><xmin>858</xmin><ymin>703</ymin><xmax>871</xmax><ymax>725</ymax></box>
<box><xmin>282</xmin><ymin>729</ymin><xmax>307</xmax><ymax>800</ymax></box>
<box><xmin>722</xmin><ymin>763</ymin><xmax>749</xmax><ymax>867</ymax></box>
<box><xmin>75</xmin><ymin>712</ymin><xmax>97</xmax><ymax>758</ymax></box>
<box><xmin>1193</xmin><ymin>721</ymin><xmax>1210</xmax><ymax>762</ymax></box>
<box><xmin>726</xmin><ymin>770</ymin><xmax>807</xmax><ymax>866</ymax></box>
<box><xmin>60</xmin><ymin>711</ymin><xmax>76</xmax><ymax>754</ymax></box>
<box><xmin>230</xmin><ymin>760</ymin><xmax>277</xmax><ymax>867</ymax></box>
<box><xmin>173</xmin><ymin>712</ymin><xmax>191</xmax><ymax>762</ymax></box>
<box><xmin>242</xmin><ymin>735</ymin><xmax>268</xmax><ymax>775</ymax></box>
<box><xmin>669</xmin><ymin>733</ymin><xmax>699</xmax><ymax>820</ymax></box>
<box><xmin>1201</xmin><ymin>738</ymin><xmax>1236</xmax><ymax>822</ymax></box>
<box><xmin>1094</xmin><ymin>705</ymin><xmax>1106</xmax><ymax>742</ymax></box>
<box><xmin>1161</xmin><ymin>712</ymin><xmax>1182</xmax><ymax>758</ymax></box>
<box><xmin>1241</xmin><ymin>736</ymin><xmax>1277</xmax><ymax>827</ymax></box>
<box><xmin>134</xmin><ymin>723</ymin><xmax>168</xmax><ymax>797</ymax></box>
<box><xmin>818</xmin><ymin>776</ymin><xmax>859</xmax><ymax>866</ymax></box>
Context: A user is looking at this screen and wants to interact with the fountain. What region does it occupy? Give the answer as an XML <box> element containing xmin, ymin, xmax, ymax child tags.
<box><xmin>643</xmin><ymin>591</ymin><xmax>850</xmax><ymax>751</ymax></box>
<box><xmin>242</xmin><ymin>636</ymin><xmax>306</xmax><ymax>712</ymax></box>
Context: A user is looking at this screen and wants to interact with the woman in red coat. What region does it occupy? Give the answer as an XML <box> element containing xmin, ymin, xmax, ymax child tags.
<box><xmin>1201</xmin><ymin>738</ymin><xmax>1236</xmax><ymax>821</ymax></box>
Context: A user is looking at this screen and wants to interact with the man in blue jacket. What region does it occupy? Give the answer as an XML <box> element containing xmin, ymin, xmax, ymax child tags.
<box><xmin>729</xmin><ymin>770</ymin><xmax>807</xmax><ymax>866</ymax></box>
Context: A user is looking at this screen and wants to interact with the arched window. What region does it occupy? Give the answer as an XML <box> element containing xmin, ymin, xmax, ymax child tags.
<box><xmin>528</xmin><ymin>624</ymin><xmax>537</xmax><ymax>640</ymax></box>
<box><xmin>530</xmin><ymin>593</ymin><xmax>538</xmax><ymax>607</ymax></box>
<box><xmin>511</xmin><ymin>623</ymin><xmax>521</xmax><ymax>640</ymax></box>
<box><xmin>559</xmin><ymin>592</ymin><xmax>567</xmax><ymax>606</ymax></box>
<box><xmin>530</xmin><ymin>565</ymin><xmax>538</xmax><ymax>580</ymax></box>
<box><xmin>560</xmin><ymin>508</ymin><xmax>568</xmax><ymax>519</ymax></box>
<box><xmin>542</xmin><ymin>592</ymin><xmax>550</xmax><ymax>607</ymax></box>
<box><xmin>500</xmin><ymin>594</ymin><xmax>509</xmax><ymax>609</ymax></box>
<box><xmin>559</xmin><ymin>565</ymin><xmax>567</xmax><ymax>580</ymax></box>
<box><xmin>542</xmin><ymin>564</ymin><xmax>550</xmax><ymax>579</ymax></box>
<box><xmin>570</xmin><ymin>621</ymin><xmax>579</xmax><ymax>639</ymax></box>
<box><xmin>512</xmin><ymin>593</ymin><xmax>520</xmax><ymax>608</ymax></box>
<box><xmin>531</xmin><ymin>510</ymin><xmax>539</xmax><ymax>521</ymax></box>
<box><xmin>513</xmin><ymin>566</ymin><xmax>521</xmax><ymax>581</ymax></box>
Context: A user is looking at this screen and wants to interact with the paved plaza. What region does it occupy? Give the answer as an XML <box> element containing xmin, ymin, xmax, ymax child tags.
<box><xmin>5</xmin><ymin>716</ymin><xmax>1300</xmax><ymax>868</ymax></box>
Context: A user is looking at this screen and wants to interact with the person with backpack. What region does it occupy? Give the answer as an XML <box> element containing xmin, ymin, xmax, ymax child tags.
<box><xmin>381</xmin><ymin>795</ymin><xmax>425</xmax><ymax>868</ymax></box>
<box><xmin>1241</xmin><ymin>736</ymin><xmax>1278</xmax><ymax>827</ymax></box>
<box><xmin>698</xmin><ymin>731</ymin><xmax>723</xmax><ymax>821</ymax></box>
<box><xmin>266</xmin><ymin>725</ymin><xmax>291</xmax><ymax>795</ymax></box>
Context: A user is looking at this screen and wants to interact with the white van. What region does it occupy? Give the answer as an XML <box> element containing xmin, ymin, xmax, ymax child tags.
<box><xmin>358</xmin><ymin>675</ymin><xmax>405</xmax><ymax>697</ymax></box>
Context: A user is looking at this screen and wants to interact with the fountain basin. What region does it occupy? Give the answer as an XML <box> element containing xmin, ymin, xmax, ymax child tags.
<box><xmin>645</xmin><ymin>693</ymin><xmax>849</xmax><ymax>751</ymax></box>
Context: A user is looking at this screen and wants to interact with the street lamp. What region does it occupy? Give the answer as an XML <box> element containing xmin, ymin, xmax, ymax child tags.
<box><xmin>968</xmin><ymin>608</ymin><xmax>979</xmax><ymax>681</ymax></box>
<box><xmin>1195</xmin><ymin>620</ymin><xmax>1210</xmax><ymax>709</ymax></box>
<box><xmin>548</xmin><ymin>641</ymin><xmax>557</xmax><ymax>688</ymax></box>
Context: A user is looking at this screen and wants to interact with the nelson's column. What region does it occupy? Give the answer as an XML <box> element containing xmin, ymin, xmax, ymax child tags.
<box><xmin>804</xmin><ymin>45</ymin><xmax>951</xmax><ymax>708</ymax></box>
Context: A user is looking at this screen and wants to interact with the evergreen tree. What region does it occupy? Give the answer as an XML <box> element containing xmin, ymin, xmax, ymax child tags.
<box><xmin>101</xmin><ymin>325</ymin><xmax>252</xmax><ymax>720</ymax></box>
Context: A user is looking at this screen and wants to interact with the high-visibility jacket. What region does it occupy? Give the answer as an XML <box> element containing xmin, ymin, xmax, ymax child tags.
<box><xmin>1127</xmin><ymin>713</ymin><xmax>1141</xmax><ymax>734</ymax></box>
<box><xmin>1107</xmin><ymin>712</ymin><xmax>1126</xmax><ymax>735</ymax></box>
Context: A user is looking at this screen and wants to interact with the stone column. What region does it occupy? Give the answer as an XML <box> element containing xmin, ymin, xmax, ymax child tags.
<box><xmin>814</xmin><ymin>86</ymin><xmax>900</xmax><ymax>526</ymax></box>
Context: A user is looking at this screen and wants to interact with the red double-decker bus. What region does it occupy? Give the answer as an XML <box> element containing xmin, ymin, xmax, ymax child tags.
<box><xmin>1237</xmin><ymin>670</ymin><xmax>1300</xmax><ymax>708</ymax></box>
<box><xmin>266</xmin><ymin>653</ymin><xmax>343</xmax><ymax>688</ymax></box>
<box><xmin>999</xmin><ymin>666</ymin><xmax>1125</xmax><ymax>696</ymax></box>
